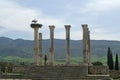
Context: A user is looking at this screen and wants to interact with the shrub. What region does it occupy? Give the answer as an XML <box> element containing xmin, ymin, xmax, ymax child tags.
<box><xmin>92</xmin><ymin>61</ymin><xmax>103</xmax><ymax>65</ymax></box>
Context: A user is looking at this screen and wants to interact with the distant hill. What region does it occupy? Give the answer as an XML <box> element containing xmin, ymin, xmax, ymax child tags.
<box><xmin>0</xmin><ymin>37</ymin><xmax>120</xmax><ymax>59</ymax></box>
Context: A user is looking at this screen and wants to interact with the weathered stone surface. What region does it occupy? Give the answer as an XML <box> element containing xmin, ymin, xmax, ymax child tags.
<box><xmin>38</xmin><ymin>33</ymin><xmax>42</xmax><ymax>65</ymax></box>
<box><xmin>49</xmin><ymin>25</ymin><xmax>55</xmax><ymax>65</ymax></box>
<box><xmin>82</xmin><ymin>24</ymin><xmax>91</xmax><ymax>65</ymax></box>
<box><xmin>109</xmin><ymin>70</ymin><xmax>120</xmax><ymax>79</ymax></box>
<box><xmin>24</xmin><ymin>65</ymin><xmax>88</xmax><ymax>79</ymax></box>
<box><xmin>88</xmin><ymin>66</ymin><xmax>109</xmax><ymax>75</ymax></box>
<box><xmin>65</xmin><ymin>25</ymin><xmax>71</xmax><ymax>65</ymax></box>
<box><xmin>12</xmin><ymin>65</ymin><xmax>28</xmax><ymax>73</ymax></box>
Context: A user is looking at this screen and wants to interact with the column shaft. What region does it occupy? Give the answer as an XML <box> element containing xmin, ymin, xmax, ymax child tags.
<box><xmin>82</xmin><ymin>24</ymin><xmax>88</xmax><ymax>64</ymax></box>
<box><xmin>65</xmin><ymin>25</ymin><xmax>71</xmax><ymax>65</ymax></box>
<box><xmin>49</xmin><ymin>25</ymin><xmax>55</xmax><ymax>65</ymax></box>
<box><xmin>82</xmin><ymin>24</ymin><xmax>91</xmax><ymax>65</ymax></box>
<box><xmin>34</xmin><ymin>28</ymin><xmax>39</xmax><ymax>65</ymax></box>
<box><xmin>38</xmin><ymin>33</ymin><xmax>42</xmax><ymax>65</ymax></box>
<box><xmin>87</xmin><ymin>31</ymin><xmax>91</xmax><ymax>65</ymax></box>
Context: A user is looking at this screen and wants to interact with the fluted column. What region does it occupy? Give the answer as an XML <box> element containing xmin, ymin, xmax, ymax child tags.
<box><xmin>49</xmin><ymin>25</ymin><xmax>55</xmax><ymax>65</ymax></box>
<box><xmin>38</xmin><ymin>33</ymin><xmax>42</xmax><ymax>65</ymax></box>
<box><xmin>65</xmin><ymin>25</ymin><xmax>71</xmax><ymax>65</ymax></box>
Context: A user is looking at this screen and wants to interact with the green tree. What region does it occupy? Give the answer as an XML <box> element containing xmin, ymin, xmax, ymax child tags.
<box><xmin>107</xmin><ymin>47</ymin><xmax>114</xmax><ymax>70</ymax></box>
<box><xmin>115</xmin><ymin>53</ymin><xmax>119</xmax><ymax>70</ymax></box>
<box><xmin>107</xmin><ymin>47</ymin><xmax>111</xmax><ymax>67</ymax></box>
<box><xmin>92</xmin><ymin>61</ymin><xmax>103</xmax><ymax>65</ymax></box>
<box><xmin>109</xmin><ymin>51</ymin><xmax>114</xmax><ymax>70</ymax></box>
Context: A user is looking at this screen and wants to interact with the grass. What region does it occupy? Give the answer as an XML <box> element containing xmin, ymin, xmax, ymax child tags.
<box><xmin>2</xmin><ymin>55</ymin><xmax>120</xmax><ymax>65</ymax></box>
<box><xmin>3</xmin><ymin>56</ymin><xmax>33</xmax><ymax>64</ymax></box>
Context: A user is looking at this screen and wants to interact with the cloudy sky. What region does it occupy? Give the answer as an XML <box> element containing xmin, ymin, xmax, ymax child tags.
<box><xmin>0</xmin><ymin>0</ymin><xmax>120</xmax><ymax>40</ymax></box>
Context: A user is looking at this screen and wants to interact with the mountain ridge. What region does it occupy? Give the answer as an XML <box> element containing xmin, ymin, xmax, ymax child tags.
<box><xmin>0</xmin><ymin>37</ymin><xmax>120</xmax><ymax>59</ymax></box>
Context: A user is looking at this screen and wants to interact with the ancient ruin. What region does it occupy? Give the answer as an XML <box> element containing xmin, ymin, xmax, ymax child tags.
<box><xmin>0</xmin><ymin>20</ymin><xmax>112</xmax><ymax>80</ymax></box>
<box><xmin>27</xmin><ymin>20</ymin><xmax>110</xmax><ymax>79</ymax></box>
<box><xmin>30</xmin><ymin>22</ymin><xmax>91</xmax><ymax>66</ymax></box>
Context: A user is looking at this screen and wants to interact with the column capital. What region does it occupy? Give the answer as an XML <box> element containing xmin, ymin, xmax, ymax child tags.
<box><xmin>39</xmin><ymin>33</ymin><xmax>42</xmax><ymax>35</ymax></box>
<box><xmin>31</xmin><ymin>19</ymin><xmax>42</xmax><ymax>28</ymax></box>
<box><xmin>81</xmin><ymin>24</ymin><xmax>88</xmax><ymax>27</ymax></box>
<box><xmin>82</xmin><ymin>24</ymin><xmax>88</xmax><ymax>29</ymax></box>
<box><xmin>49</xmin><ymin>25</ymin><xmax>55</xmax><ymax>30</ymax></box>
<box><xmin>65</xmin><ymin>25</ymin><xmax>71</xmax><ymax>30</ymax></box>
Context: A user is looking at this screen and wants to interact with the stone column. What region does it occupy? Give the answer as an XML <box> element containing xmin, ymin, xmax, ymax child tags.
<box><xmin>38</xmin><ymin>33</ymin><xmax>42</xmax><ymax>65</ymax></box>
<box><xmin>30</xmin><ymin>20</ymin><xmax>42</xmax><ymax>65</ymax></box>
<box><xmin>49</xmin><ymin>25</ymin><xmax>55</xmax><ymax>65</ymax></box>
<box><xmin>65</xmin><ymin>25</ymin><xmax>71</xmax><ymax>65</ymax></box>
<box><xmin>87</xmin><ymin>30</ymin><xmax>91</xmax><ymax>65</ymax></box>
<box><xmin>34</xmin><ymin>28</ymin><xmax>39</xmax><ymax>65</ymax></box>
<box><xmin>82</xmin><ymin>24</ymin><xmax>88</xmax><ymax>64</ymax></box>
<box><xmin>82</xmin><ymin>24</ymin><xmax>91</xmax><ymax>65</ymax></box>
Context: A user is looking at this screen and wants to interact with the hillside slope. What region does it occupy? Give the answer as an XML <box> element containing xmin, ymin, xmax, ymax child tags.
<box><xmin>0</xmin><ymin>37</ymin><xmax>120</xmax><ymax>59</ymax></box>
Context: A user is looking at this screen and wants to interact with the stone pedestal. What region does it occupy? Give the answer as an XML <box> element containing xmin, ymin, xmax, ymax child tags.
<box><xmin>49</xmin><ymin>25</ymin><xmax>55</xmax><ymax>65</ymax></box>
<box><xmin>65</xmin><ymin>25</ymin><xmax>71</xmax><ymax>65</ymax></box>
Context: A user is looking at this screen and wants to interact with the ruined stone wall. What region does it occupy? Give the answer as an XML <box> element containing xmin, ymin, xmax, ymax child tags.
<box><xmin>12</xmin><ymin>65</ymin><xmax>28</xmax><ymax>73</ymax></box>
<box><xmin>88</xmin><ymin>66</ymin><xmax>109</xmax><ymax>75</ymax></box>
<box><xmin>0</xmin><ymin>65</ymin><xmax>111</xmax><ymax>79</ymax></box>
<box><xmin>109</xmin><ymin>70</ymin><xmax>120</xmax><ymax>79</ymax></box>
<box><xmin>24</xmin><ymin>65</ymin><xmax>88</xmax><ymax>79</ymax></box>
